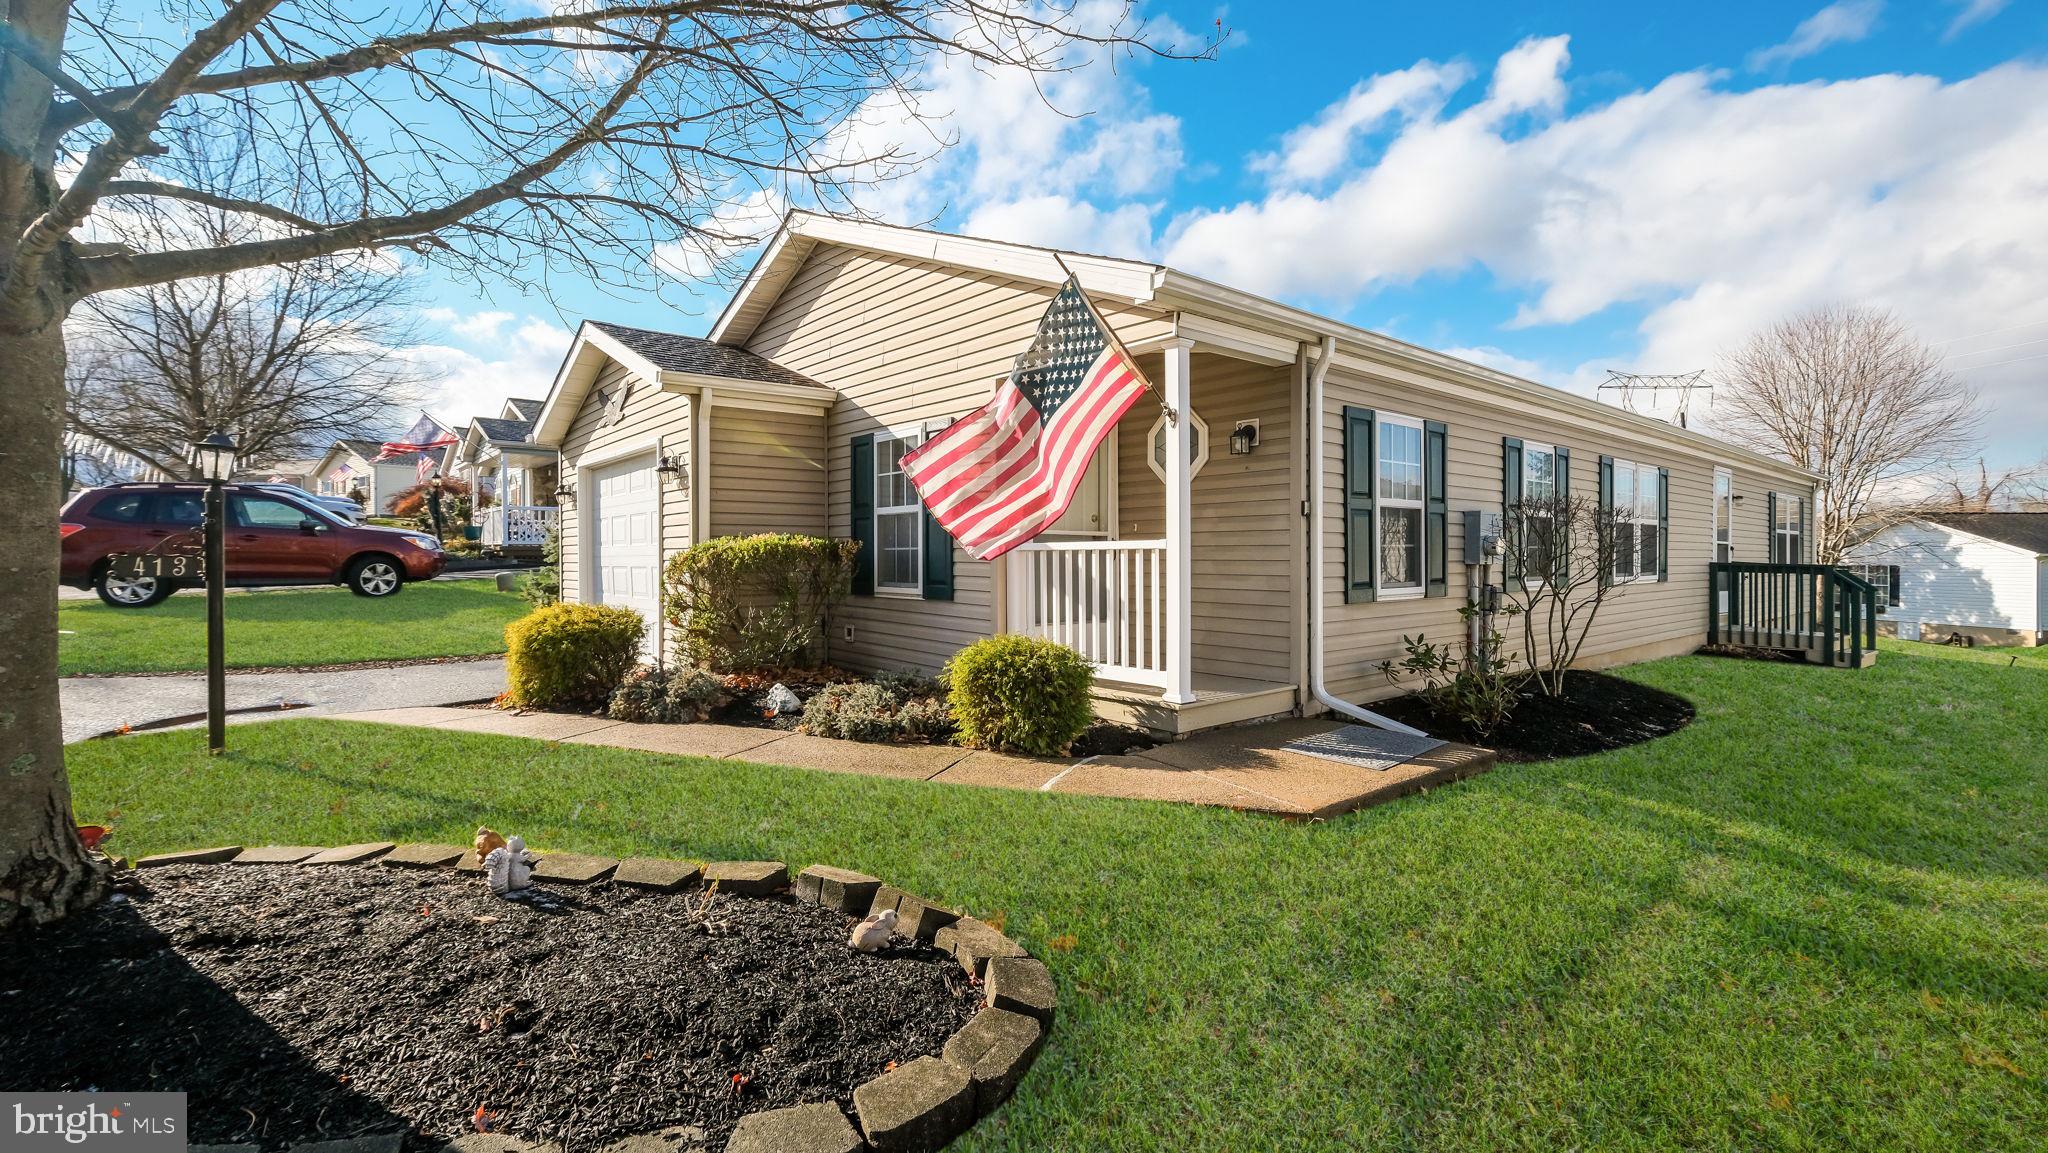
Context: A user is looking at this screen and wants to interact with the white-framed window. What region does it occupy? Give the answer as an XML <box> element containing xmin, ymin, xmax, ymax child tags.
<box><xmin>1773</xmin><ymin>493</ymin><xmax>1804</xmax><ymax>564</ymax></box>
<box><xmin>1522</xmin><ymin>441</ymin><xmax>1560</xmax><ymax>582</ymax></box>
<box><xmin>1146</xmin><ymin>407</ymin><xmax>1208</xmax><ymax>483</ymax></box>
<box><xmin>1845</xmin><ymin>563</ymin><xmax>1893</xmax><ymax>613</ymax></box>
<box><xmin>874</xmin><ymin>429</ymin><xmax>923</xmax><ymax>592</ymax></box>
<box><xmin>1713</xmin><ymin>468</ymin><xmax>1734</xmax><ymax>563</ymax></box>
<box><xmin>1377</xmin><ymin>414</ymin><xmax>1425</xmax><ymax>595</ymax></box>
<box><xmin>1611</xmin><ymin>459</ymin><xmax>1661</xmax><ymax>582</ymax></box>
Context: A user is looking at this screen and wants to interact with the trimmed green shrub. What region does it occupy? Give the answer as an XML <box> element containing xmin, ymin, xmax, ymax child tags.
<box><xmin>504</xmin><ymin>603</ymin><xmax>644</xmax><ymax>711</ymax></box>
<box><xmin>607</xmin><ymin>665</ymin><xmax>729</xmax><ymax>723</ymax></box>
<box><xmin>945</xmin><ymin>635</ymin><xmax>1095</xmax><ymax>756</ymax></box>
<box><xmin>662</xmin><ymin>534</ymin><xmax>860</xmax><ymax>671</ymax></box>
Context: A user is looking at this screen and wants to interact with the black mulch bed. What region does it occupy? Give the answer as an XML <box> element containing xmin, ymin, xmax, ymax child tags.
<box><xmin>0</xmin><ymin>865</ymin><xmax>980</xmax><ymax>1152</ymax></box>
<box><xmin>1370</xmin><ymin>669</ymin><xmax>1695</xmax><ymax>763</ymax></box>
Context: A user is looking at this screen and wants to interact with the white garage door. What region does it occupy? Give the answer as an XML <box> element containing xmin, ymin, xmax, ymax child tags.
<box><xmin>589</xmin><ymin>454</ymin><xmax>660</xmax><ymax>643</ymax></box>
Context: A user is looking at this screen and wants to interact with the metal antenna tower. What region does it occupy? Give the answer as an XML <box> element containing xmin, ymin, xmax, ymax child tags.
<box><xmin>1598</xmin><ymin>369</ymin><xmax>1709</xmax><ymax>429</ymax></box>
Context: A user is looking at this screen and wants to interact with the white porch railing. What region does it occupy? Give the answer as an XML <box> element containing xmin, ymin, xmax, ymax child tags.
<box><xmin>482</xmin><ymin>504</ymin><xmax>557</xmax><ymax>548</ymax></box>
<box><xmin>1004</xmin><ymin>539</ymin><xmax>1168</xmax><ymax>687</ymax></box>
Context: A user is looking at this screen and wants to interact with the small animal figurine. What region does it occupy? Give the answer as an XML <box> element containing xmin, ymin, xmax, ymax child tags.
<box><xmin>473</xmin><ymin>826</ymin><xmax>506</xmax><ymax>865</ymax></box>
<box><xmin>848</xmin><ymin>907</ymin><xmax>898</xmax><ymax>953</ymax></box>
<box><xmin>485</xmin><ymin>835</ymin><xmax>535</xmax><ymax>895</ymax></box>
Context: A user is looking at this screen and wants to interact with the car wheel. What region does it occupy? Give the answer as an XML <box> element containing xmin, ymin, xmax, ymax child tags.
<box><xmin>95</xmin><ymin>568</ymin><xmax>173</xmax><ymax>608</ymax></box>
<box><xmin>346</xmin><ymin>555</ymin><xmax>404</xmax><ymax>597</ymax></box>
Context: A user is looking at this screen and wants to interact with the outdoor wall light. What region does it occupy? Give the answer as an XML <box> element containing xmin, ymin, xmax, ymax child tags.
<box><xmin>191</xmin><ymin>430</ymin><xmax>239</xmax><ymax>482</ymax></box>
<box><xmin>1228</xmin><ymin>419</ymin><xmax>1260</xmax><ymax>456</ymax></box>
<box><xmin>554</xmin><ymin>482</ymin><xmax>576</xmax><ymax>502</ymax></box>
<box><xmin>655</xmin><ymin>450</ymin><xmax>688</xmax><ymax>487</ymax></box>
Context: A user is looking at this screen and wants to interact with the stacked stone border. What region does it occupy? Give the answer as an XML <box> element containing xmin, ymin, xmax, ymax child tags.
<box><xmin>135</xmin><ymin>844</ymin><xmax>1056</xmax><ymax>1153</ymax></box>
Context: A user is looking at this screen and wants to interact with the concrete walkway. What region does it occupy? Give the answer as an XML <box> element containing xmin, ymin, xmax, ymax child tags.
<box><xmin>326</xmin><ymin>706</ymin><xmax>1496</xmax><ymax>819</ymax></box>
<box><xmin>62</xmin><ymin>658</ymin><xmax>506</xmax><ymax>743</ymax></box>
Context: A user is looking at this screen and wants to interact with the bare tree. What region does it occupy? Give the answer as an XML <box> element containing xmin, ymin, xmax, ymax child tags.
<box><xmin>66</xmin><ymin>209</ymin><xmax>426</xmax><ymax>479</ymax></box>
<box><xmin>1713</xmin><ymin>304</ymin><xmax>1981</xmax><ymax>563</ymax></box>
<box><xmin>0</xmin><ymin>1</ymin><xmax>1213</xmax><ymax>927</ymax></box>
<box><xmin>1499</xmin><ymin>492</ymin><xmax>1629</xmax><ymax>698</ymax></box>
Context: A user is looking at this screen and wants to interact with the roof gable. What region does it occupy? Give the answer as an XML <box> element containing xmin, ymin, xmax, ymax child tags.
<box><xmin>1920</xmin><ymin>513</ymin><xmax>2048</xmax><ymax>555</ymax></box>
<box><xmin>531</xmin><ymin>319</ymin><xmax>830</xmax><ymax>447</ymax></box>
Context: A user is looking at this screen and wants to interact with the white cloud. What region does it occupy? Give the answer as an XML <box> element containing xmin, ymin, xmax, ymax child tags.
<box><xmin>1748</xmin><ymin>1</ymin><xmax>1883</xmax><ymax>71</ymax></box>
<box><xmin>398</xmin><ymin>312</ymin><xmax>572</xmax><ymax>427</ymax></box>
<box><xmin>1481</xmin><ymin>35</ymin><xmax>1572</xmax><ymax>119</ymax></box>
<box><xmin>1441</xmin><ymin>345</ymin><xmax>1549</xmax><ymax>380</ymax></box>
<box><xmin>1945</xmin><ymin>0</ymin><xmax>2010</xmax><ymax>39</ymax></box>
<box><xmin>1162</xmin><ymin>44</ymin><xmax>2048</xmax><ymax>464</ymax></box>
<box><xmin>1252</xmin><ymin>61</ymin><xmax>1471</xmax><ymax>185</ymax></box>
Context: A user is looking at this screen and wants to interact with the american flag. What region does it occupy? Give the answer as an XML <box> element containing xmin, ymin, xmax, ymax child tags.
<box><xmin>902</xmin><ymin>277</ymin><xmax>1151</xmax><ymax>560</ymax></box>
<box><xmin>377</xmin><ymin>413</ymin><xmax>456</xmax><ymax>478</ymax></box>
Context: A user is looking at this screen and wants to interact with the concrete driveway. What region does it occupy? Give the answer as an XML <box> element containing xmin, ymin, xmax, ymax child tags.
<box><xmin>61</xmin><ymin>658</ymin><xmax>506</xmax><ymax>743</ymax></box>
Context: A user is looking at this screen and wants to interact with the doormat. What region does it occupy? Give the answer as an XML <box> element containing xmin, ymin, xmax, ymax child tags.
<box><xmin>1280</xmin><ymin>724</ymin><xmax>1445</xmax><ymax>772</ymax></box>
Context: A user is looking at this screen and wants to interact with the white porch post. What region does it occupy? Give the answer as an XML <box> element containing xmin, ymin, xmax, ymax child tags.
<box><xmin>1162</xmin><ymin>339</ymin><xmax>1196</xmax><ymax>705</ymax></box>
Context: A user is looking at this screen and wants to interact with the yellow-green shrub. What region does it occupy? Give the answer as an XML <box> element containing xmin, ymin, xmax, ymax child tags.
<box><xmin>662</xmin><ymin>533</ymin><xmax>860</xmax><ymax>671</ymax></box>
<box><xmin>504</xmin><ymin>603</ymin><xmax>644</xmax><ymax>711</ymax></box>
<box><xmin>945</xmin><ymin>635</ymin><xmax>1094</xmax><ymax>756</ymax></box>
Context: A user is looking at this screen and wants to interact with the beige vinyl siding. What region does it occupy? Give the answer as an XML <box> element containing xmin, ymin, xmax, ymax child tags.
<box><xmin>1316</xmin><ymin>361</ymin><xmax>1815</xmax><ymax>702</ymax></box>
<box><xmin>557</xmin><ymin>360</ymin><xmax>690</xmax><ymax>604</ymax></box>
<box><xmin>1113</xmin><ymin>353</ymin><xmax>1298</xmax><ymax>685</ymax></box>
<box><xmin>707</xmin><ymin>407</ymin><xmax>827</xmax><ymax>537</ymax></box>
<box><xmin>746</xmin><ymin>246</ymin><xmax>1174</xmax><ymax>674</ymax></box>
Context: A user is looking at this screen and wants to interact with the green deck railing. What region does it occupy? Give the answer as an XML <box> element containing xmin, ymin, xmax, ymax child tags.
<box><xmin>1708</xmin><ymin>562</ymin><xmax>1878</xmax><ymax>668</ymax></box>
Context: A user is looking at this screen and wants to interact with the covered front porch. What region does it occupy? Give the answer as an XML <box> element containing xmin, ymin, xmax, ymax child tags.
<box><xmin>464</xmin><ymin>434</ymin><xmax>560</xmax><ymax>555</ymax></box>
<box><xmin>990</xmin><ymin>340</ymin><xmax>1304</xmax><ymax>737</ymax></box>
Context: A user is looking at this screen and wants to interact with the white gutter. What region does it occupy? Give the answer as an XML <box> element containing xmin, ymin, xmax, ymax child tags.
<box><xmin>1305</xmin><ymin>335</ymin><xmax>1429</xmax><ymax>738</ymax></box>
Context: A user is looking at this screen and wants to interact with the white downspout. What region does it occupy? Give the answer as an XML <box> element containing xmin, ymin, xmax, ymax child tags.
<box><xmin>1306</xmin><ymin>335</ymin><xmax>1429</xmax><ymax>737</ymax></box>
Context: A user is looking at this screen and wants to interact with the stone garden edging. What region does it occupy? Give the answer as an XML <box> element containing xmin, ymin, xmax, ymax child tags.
<box><xmin>133</xmin><ymin>842</ymin><xmax>1056</xmax><ymax>1153</ymax></box>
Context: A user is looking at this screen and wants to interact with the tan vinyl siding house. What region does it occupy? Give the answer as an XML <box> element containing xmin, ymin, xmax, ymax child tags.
<box><xmin>530</xmin><ymin>212</ymin><xmax>1822</xmax><ymax>735</ymax></box>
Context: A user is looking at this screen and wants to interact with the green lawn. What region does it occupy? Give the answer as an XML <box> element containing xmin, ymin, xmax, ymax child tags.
<box><xmin>62</xmin><ymin>642</ymin><xmax>2047</xmax><ymax>1150</ymax></box>
<box><xmin>58</xmin><ymin>581</ymin><xmax>529</xmax><ymax>675</ymax></box>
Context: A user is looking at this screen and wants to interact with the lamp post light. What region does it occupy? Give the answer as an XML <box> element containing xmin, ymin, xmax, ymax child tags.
<box><xmin>191</xmin><ymin>430</ymin><xmax>237</xmax><ymax>753</ymax></box>
<box><xmin>427</xmin><ymin>470</ymin><xmax>447</xmax><ymax>541</ymax></box>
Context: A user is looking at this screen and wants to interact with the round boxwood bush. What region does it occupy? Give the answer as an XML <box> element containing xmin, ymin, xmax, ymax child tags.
<box><xmin>945</xmin><ymin>635</ymin><xmax>1094</xmax><ymax>756</ymax></box>
<box><xmin>505</xmin><ymin>603</ymin><xmax>645</xmax><ymax>712</ymax></box>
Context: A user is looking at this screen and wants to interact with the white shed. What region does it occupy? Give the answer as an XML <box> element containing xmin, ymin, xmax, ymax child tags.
<box><xmin>1844</xmin><ymin>513</ymin><xmax>2048</xmax><ymax>646</ymax></box>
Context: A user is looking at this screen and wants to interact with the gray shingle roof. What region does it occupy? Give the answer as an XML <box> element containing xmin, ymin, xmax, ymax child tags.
<box><xmin>473</xmin><ymin>416</ymin><xmax>539</xmax><ymax>444</ymax></box>
<box><xmin>1923</xmin><ymin>512</ymin><xmax>2048</xmax><ymax>555</ymax></box>
<box><xmin>504</xmin><ymin>398</ymin><xmax>545</xmax><ymax>420</ymax></box>
<box><xmin>589</xmin><ymin>321</ymin><xmax>824</xmax><ymax>390</ymax></box>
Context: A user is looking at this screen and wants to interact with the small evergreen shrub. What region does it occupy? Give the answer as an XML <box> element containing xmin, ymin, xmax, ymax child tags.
<box><xmin>521</xmin><ymin>525</ymin><xmax>562</xmax><ymax>608</ymax></box>
<box><xmin>606</xmin><ymin>665</ymin><xmax>730</xmax><ymax>723</ymax></box>
<box><xmin>504</xmin><ymin>603</ymin><xmax>644</xmax><ymax>711</ymax></box>
<box><xmin>797</xmin><ymin>671</ymin><xmax>956</xmax><ymax>743</ymax></box>
<box><xmin>945</xmin><ymin>635</ymin><xmax>1095</xmax><ymax>756</ymax></box>
<box><xmin>662</xmin><ymin>534</ymin><xmax>859</xmax><ymax>671</ymax></box>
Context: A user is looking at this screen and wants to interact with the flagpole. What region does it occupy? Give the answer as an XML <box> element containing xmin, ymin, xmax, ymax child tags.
<box><xmin>1050</xmin><ymin>255</ymin><xmax>1176</xmax><ymax>424</ymax></box>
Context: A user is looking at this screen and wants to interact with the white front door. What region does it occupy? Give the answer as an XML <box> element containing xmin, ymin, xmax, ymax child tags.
<box><xmin>588</xmin><ymin>454</ymin><xmax>660</xmax><ymax>648</ymax></box>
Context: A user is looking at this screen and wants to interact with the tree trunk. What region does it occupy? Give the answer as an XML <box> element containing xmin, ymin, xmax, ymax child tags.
<box><xmin>0</xmin><ymin>315</ymin><xmax>109</xmax><ymax>929</ymax></box>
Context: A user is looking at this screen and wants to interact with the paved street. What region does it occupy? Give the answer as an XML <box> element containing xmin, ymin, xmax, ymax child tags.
<box><xmin>61</xmin><ymin>658</ymin><xmax>506</xmax><ymax>743</ymax></box>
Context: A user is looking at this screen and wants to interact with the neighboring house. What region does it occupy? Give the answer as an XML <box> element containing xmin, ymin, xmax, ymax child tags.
<box><xmin>311</xmin><ymin>437</ymin><xmax>442</xmax><ymax>514</ymax></box>
<box><xmin>1845</xmin><ymin>513</ymin><xmax>2048</xmax><ymax>646</ymax></box>
<box><xmin>254</xmin><ymin>457</ymin><xmax>324</xmax><ymax>491</ymax></box>
<box><xmin>452</xmin><ymin>398</ymin><xmax>560</xmax><ymax>555</ymax></box>
<box><xmin>530</xmin><ymin>213</ymin><xmax>1823</xmax><ymax>735</ymax></box>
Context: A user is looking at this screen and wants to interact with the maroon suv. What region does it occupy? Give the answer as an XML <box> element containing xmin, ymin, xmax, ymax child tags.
<box><xmin>60</xmin><ymin>483</ymin><xmax>447</xmax><ymax>607</ymax></box>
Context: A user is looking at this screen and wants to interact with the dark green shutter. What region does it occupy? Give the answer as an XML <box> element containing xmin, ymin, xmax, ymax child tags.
<box><xmin>849</xmin><ymin>434</ymin><xmax>875</xmax><ymax>596</ymax></box>
<box><xmin>1887</xmin><ymin>565</ymin><xmax>1901</xmax><ymax>606</ymax></box>
<box><xmin>1767</xmin><ymin>492</ymin><xmax>1779</xmax><ymax>563</ymax></box>
<box><xmin>1424</xmin><ymin>420</ymin><xmax>1447</xmax><ymax>598</ymax></box>
<box><xmin>1554</xmin><ymin>446</ymin><xmax>1571</xmax><ymax>582</ymax></box>
<box><xmin>1502</xmin><ymin>438</ymin><xmax>1524</xmax><ymax>583</ymax></box>
<box><xmin>1598</xmin><ymin>455</ymin><xmax>1615</xmax><ymax>587</ymax></box>
<box><xmin>1343</xmin><ymin>406</ymin><xmax>1375</xmax><ymax>603</ymax></box>
<box><xmin>1656</xmin><ymin>465</ymin><xmax>1670</xmax><ymax>582</ymax></box>
<box><xmin>921</xmin><ymin>508</ymin><xmax>953</xmax><ymax>601</ymax></box>
<box><xmin>1799</xmin><ymin>495</ymin><xmax>1811</xmax><ymax>563</ymax></box>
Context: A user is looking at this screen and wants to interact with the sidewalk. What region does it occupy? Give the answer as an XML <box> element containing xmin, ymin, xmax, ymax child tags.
<box><xmin>328</xmin><ymin>707</ymin><xmax>1496</xmax><ymax>819</ymax></box>
<box><xmin>63</xmin><ymin>658</ymin><xmax>506</xmax><ymax>743</ymax></box>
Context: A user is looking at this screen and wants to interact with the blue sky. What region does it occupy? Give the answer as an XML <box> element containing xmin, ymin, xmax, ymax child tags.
<box><xmin>409</xmin><ymin>0</ymin><xmax>2048</xmax><ymax>468</ymax></box>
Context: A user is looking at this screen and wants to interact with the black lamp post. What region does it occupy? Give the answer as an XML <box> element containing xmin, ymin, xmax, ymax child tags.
<box><xmin>427</xmin><ymin>470</ymin><xmax>446</xmax><ymax>541</ymax></box>
<box><xmin>191</xmin><ymin>431</ymin><xmax>238</xmax><ymax>753</ymax></box>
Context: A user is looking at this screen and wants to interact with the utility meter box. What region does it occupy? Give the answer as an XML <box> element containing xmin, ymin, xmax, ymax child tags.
<box><xmin>1460</xmin><ymin>510</ymin><xmax>1506</xmax><ymax>565</ymax></box>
